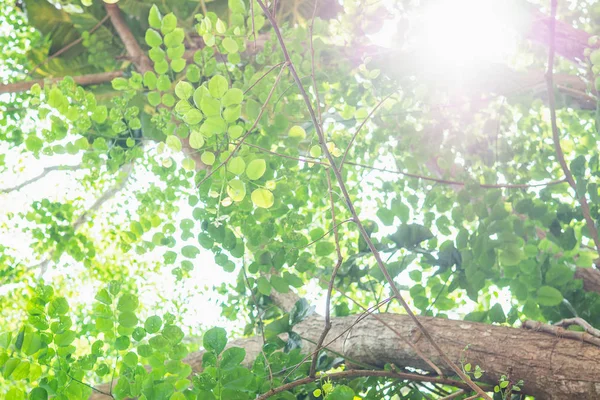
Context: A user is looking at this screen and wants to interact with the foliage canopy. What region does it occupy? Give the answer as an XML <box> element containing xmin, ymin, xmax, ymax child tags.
<box><xmin>1</xmin><ymin>0</ymin><xmax>600</xmax><ymax>399</ymax></box>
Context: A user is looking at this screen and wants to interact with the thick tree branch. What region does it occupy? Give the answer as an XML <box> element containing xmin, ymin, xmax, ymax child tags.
<box><xmin>90</xmin><ymin>312</ymin><xmax>600</xmax><ymax>400</ymax></box>
<box><xmin>104</xmin><ymin>4</ymin><xmax>152</xmax><ymax>74</ymax></box>
<box><xmin>0</xmin><ymin>71</ymin><xmax>124</xmax><ymax>94</ymax></box>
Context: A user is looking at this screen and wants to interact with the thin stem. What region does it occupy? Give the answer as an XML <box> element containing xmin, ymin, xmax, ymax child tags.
<box><xmin>334</xmin><ymin>284</ymin><xmax>444</xmax><ymax>377</ymax></box>
<box><xmin>339</xmin><ymin>90</ymin><xmax>397</xmax><ymax>169</ymax></box>
<box><xmin>345</xmin><ymin>161</ymin><xmax>567</xmax><ymax>189</ymax></box>
<box><xmin>255</xmin><ymin>1</ymin><xmax>490</xmax><ymax>397</ymax></box>
<box><xmin>256</xmin><ymin>369</ymin><xmax>487</xmax><ymax>400</ymax></box>
<box><xmin>27</xmin><ymin>14</ymin><xmax>110</xmax><ymax>77</ymax></box>
<box><xmin>230</xmin><ymin>141</ymin><xmax>329</xmax><ymax>166</ymax></box>
<box><xmin>309</xmin><ymin>172</ymin><xmax>344</xmax><ymax>378</ymax></box>
<box><xmin>545</xmin><ymin>0</ymin><xmax>600</xmax><ymax>259</ymax></box>
<box><xmin>197</xmin><ymin>63</ymin><xmax>288</xmax><ymax>188</ymax></box>
<box><xmin>309</xmin><ymin>0</ymin><xmax>322</xmax><ymax>126</ymax></box>
<box><xmin>241</xmin><ymin>264</ymin><xmax>274</xmax><ymax>387</ymax></box>
<box><xmin>244</xmin><ymin>62</ymin><xmax>286</xmax><ymax>95</ymax></box>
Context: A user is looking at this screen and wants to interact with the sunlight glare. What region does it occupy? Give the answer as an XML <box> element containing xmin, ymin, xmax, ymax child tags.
<box><xmin>370</xmin><ymin>0</ymin><xmax>518</xmax><ymax>68</ymax></box>
<box><xmin>419</xmin><ymin>0</ymin><xmax>518</xmax><ymax>68</ymax></box>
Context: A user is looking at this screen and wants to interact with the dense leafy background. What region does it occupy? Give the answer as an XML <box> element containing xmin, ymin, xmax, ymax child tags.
<box><xmin>1</xmin><ymin>0</ymin><xmax>600</xmax><ymax>399</ymax></box>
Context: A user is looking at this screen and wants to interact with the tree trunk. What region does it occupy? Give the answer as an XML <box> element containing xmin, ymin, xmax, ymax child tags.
<box><xmin>90</xmin><ymin>313</ymin><xmax>600</xmax><ymax>399</ymax></box>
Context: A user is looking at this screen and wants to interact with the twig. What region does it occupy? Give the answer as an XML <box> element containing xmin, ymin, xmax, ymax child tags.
<box><xmin>29</xmin><ymin>163</ymin><xmax>134</xmax><ymax>275</ymax></box>
<box><xmin>27</xmin><ymin>15</ymin><xmax>110</xmax><ymax>77</ymax></box>
<box><xmin>522</xmin><ymin>320</ymin><xmax>600</xmax><ymax>347</ymax></box>
<box><xmin>294</xmin><ymin>218</ymin><xmax>354</xmax><ymax>250</ymax></box>
<box><xmin>439</xmin><ymin>389</ymin><xmax>467</xmax><ymax>400</ymax></box>
<box><xmin>545</xmin><ymin>0</ymin><xmax>600</xmax><ymax>256</ymax></box>
<box><xmin>0</xmin><ymin>164</ymin><xmax>82</xmax><ymax>193</ymax></box>
<box><xmin>230</xmin><ymin>141</ymin><xmax>330</xmax><ymax>166</ymax></box>
<box><xmin>243</xmin><ymin>62</ymin><xmax>286</xmax><ymax>95</ymax></box>
<box><xmin>255</xmin><ymin>1</ymin><xmax>490</xmax><ymax>397</ymax></box>
<box><xmin>281</xmin><ymin>297</ymin><xmax>393</xmax><ymax>382</ymax></box>
<box><xmin>339</xmin><ymin>90</ymin><xmax>397</xmax><ymax>169</ymax></box>
<box><xmin>197</xmin><ymin>63</ymin><xmax>287</xmax><ymax>188</ymax></box>
<box><xmin>553</xmin><ymin>318</ymin><xmax>600</xmax><ymax>338</ymax></box>
<box><xmin>345</xmin><ymin>161</ymin><xmax>567</xmax><ymax>189</ymax></box>
<box><xmin>241</xmin><ymin>265</ymin><xmax>274</xmax><ymax>388</ymax></box>
<box><xmin>334</xmin><ymin>285</ymin><xmax>444</xmax><ymax>377</ymax></box>
<box><xmin>256</xmin><ymin>369</ymin><xmax>488</xmax><ymax>400</ymax></box>
<box><xmin>309</xmin><ymin>172</ymin><xmax>344</xmax><ymax>378</ymax></box>
<box><xmin>309</xmin><ymin>0</ymin><xmax>322</xmax><ymax>126</ymax></box>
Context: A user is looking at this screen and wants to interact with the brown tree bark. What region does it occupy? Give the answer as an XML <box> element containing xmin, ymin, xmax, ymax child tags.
<box><xmin>90</xmin><ymin>312</ymin><xmax>600</xmax><ymax>400</ymax></box>
<box><xmin>0</xmin><ymin>71</ymin><xmax>124</xmax><ymax>94</ymax></box>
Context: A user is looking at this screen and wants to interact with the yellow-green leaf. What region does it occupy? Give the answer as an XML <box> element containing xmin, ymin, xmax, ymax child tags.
<box><xmin>251</xmin><ymin>188</ymin><xmax>274</xmax><ymax>208</ymax></box>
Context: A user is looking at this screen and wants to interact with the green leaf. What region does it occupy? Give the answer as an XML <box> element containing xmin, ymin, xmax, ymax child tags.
<box><xmin>163</xmin><ymin>325</ymin><xmax>184</xmax><ymax>344</ymax></box>
<box><xmin>201</xmin><ymin>152</ymin><xmax>215</xmax><ymax>166</ymax></box>
<box><xmin>310</xmin><ymin>145</ymin><xmax>321</xmax><ymax>158</ymax></box>
<box><xmin>48</xmin><ymin>297</ymin><xmax>69</xmax><ymax>317</ymax></box>
<box><xmin>270</xmin><ymin>275</ymin><xmax>289</xmax><ymax>293</ymax></box>
<box><xmin>288</xmin><ymin>125</ymin><xmax>306</xmax><ymax>140</ymax></box>
<box><xmin>315</xmin><ymin>242</ymin><xmax>335</xmax><ymax>256</ymax></box>
<box><xmin>222</xmin><ymin>37</ymin><xmax>239</xmax><ymax>54</ymax></box>
<box><xmin>489</xmin><ymin>304</ymin><xmax>506</xmax><ymax>323</ymax></box>
<box><xmin>464</xmin><ymin>311</ymin><xmax>488</xmax><ymax>322</ymax></box>
<box><xmin>145</xmin><ymin>316</ymin><xmax>162</xmax><ymax>334</ymax></box>
<box><xmin>25</xmin><ymin>136</ymin><xmax>43</xmax><ymax>152</ymax></box>
<box><xmin>118</xmin><ymin>311</ymin><xmax>138</xmax><ymax>328</ymax></box>
<box><xmin>208</xmin><ymin>75</ymin><xmax>228</xmax><ymax>98</ymax></box>
<box><xmin>227</xmin><ymin>179</ymin><xmax>246</xmax><ymax>202</ymax></box>
<box><xmin>227</xmin><ymin>157</ymin><xmax>245</xmax><ymax>175</ymax></box>
<box><xmin>251</xmin><ymin>188</ymin><xmax>274</xmax><ymax>209</ymax></box>
<box><xmin>161</xmin><ymin>13</ymin><xmax>177</xmax><ymax>34</ymax></box>
<box><xmin>164</xmin><ymin>28</ymin><xmax>184</xmax><ymax>48</ymax></box>
<box><xmin>289</xmin><ymin>298</ymin><xmax>314</xmax><ymax>325</ymax></box>
<box><xmin>389</xmin><ymin>224</ymin><xmax>434</xmax><ymax>249</ymax></box>
<box><xmin>145</xmin><ymin>29</ymin><xmax>162</xmax><ymax>48</ymax></box>
<box><xmin>112</xmin><ymin>77</ymin><xmax>128</xmax><ymax>90</ymax></box>
<box><xmin>184</xmin><ymin>109</ymin><xmax>203</xmax><ymax>125</ymax></box>
<box><xmin>222</xmin><ymin>88</ymin><xmax>244</xmax><ymax>107</ymax></box>
<box><xmin>54</xmin><ymin>330</ymin><xmax>76</xmax><ymax>346</ymax></box>
<box><xmin>246</xmin><ymin>159</ymin><xmax>266</xmax><ymax>180</ymax></box>
<box><xmin>171</xmin><ymin>58</ymin><xmax>186</xmax><ymax>73</ymax></box>
<box><xmin>166</xmin><ymin>135</ymin><xmax>182</xmax><ymax>152</ymax></box>
<box><xmin>220</xmin><ymin>347</ymin><xmax>245</xmax><ymax>369</ymax></box>
<box><xmin>148</xmin><ymin>4</ymin><xmax>162</xmax><ymax>29</ymax></box>
<box><xmin>537</xmin><ymin>286</ymin><xmax>563</xmax><ymax>306</ymax></box>
<box><xmin>175</xmin><ymin>81</ymin><xmax>193</xmax><ymax>100</ymax></box>
<box><xmin>203</xmin><ymin>327</ymin><xmax>227</xmax><ymax>354</ymax></box>
<box><xmin>188</xmin><ymin>130</ymin><xmax>204</xmax><ymax>149</ymax></box>
<box><xmin>29</xmin><ymin>388</ymin><xmax>48</xmax><ymax>400</ymax></box>
<box><xmin>95</xmin><ymin>289</ymin><xmax>112</xmax><ymax>305</ymax></box>
<box><xmin>257</xmin><ymin>277</ymin><xmax>271</xmax><ymax>295</ymax></box>
<box><xmin>117</xmin><ymin>294</ymin><xmax>139</xmax><ymax>312</ymax></box>
<box><xmin>182</xmin><ymin>245</ymin><xmax>200</xmax><ymax>258</ymax></box>
<box><xmin>200</xmin><ymin>96</ymin><xmax>221</xmax><ymax>117</ymax></box>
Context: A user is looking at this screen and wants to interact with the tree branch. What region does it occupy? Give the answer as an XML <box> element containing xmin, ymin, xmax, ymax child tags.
<box><xmin>89</xmin><ymin>312</ymin><xmax>600</xmax><ymax>400</ymax></box>
<box><xmin>0</xmin><ymin>164</ymin><xmax>82</xmax><ymax>193</ymax></box>
<box><xmin>256</xmin><ymin>1</ymin><xmax>490</xmax><ymax>397</ymax></box>
<box><xmin>545</xmin><ymin>0</ymin><xmax>600</xmax><ymax>259</ymax></box>
<box><xmin>0</xmin><ymin>71</ymin><xmax>125</xmax><ymax>94</ymax></box>
<box><xmin>104</xmin><ymin>4</ymin><xmax>152</xmax><ymax>74</ymax></box>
